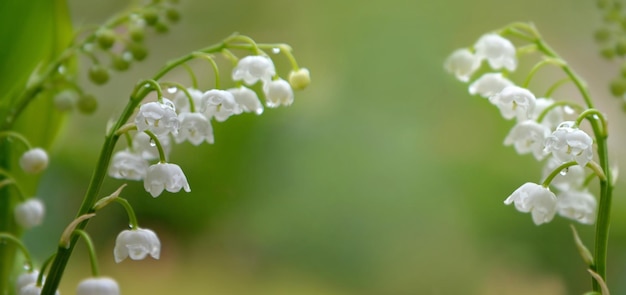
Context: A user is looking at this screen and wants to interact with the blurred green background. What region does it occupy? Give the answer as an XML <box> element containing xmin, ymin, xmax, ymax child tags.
<box><xmin>17</xmin><ymin>0</ymin><xmax>626</xmax><ymax>294</ymax></box>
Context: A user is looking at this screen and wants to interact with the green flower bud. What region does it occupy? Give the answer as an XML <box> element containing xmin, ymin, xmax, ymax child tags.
<box><xmin>96</xmin><ymin>29</ymin><xmax>117</xmax><ymax>50</ymax></box>
<box><xmin>609</xmin><ymin>78</ymin><xmax>626</xmax><ymax>97</ymax></box>
<box><xmin>129</xmin><ymin>24</ymin><xmax>145</xmax><ymax>42</ymax></box>
<box><xmin>600</xmin><ymin>46</ymin><xmax>615</xmax><ymax>59</ymax></box>
<box><xmin>166</xmin><ymin>8</ymin><xmax>181</xmax><ymax>23</ymax></box>
<box><xmin>616</xmin><ymin>39</ymin><xmax>626</xmax><ymax>56</ymax></box>
<box><xmin>604</xmin><ymin>9</ymin><xmax>621</xmax><ymax>23</ymax></box>
<box><xmin>594</xmin><ymin>27</ymin><xmax>611</xmax><ymax>43</ymax></box>
<box><xmin>142</xmin><ymin>8</ymin><xmax>159</xmax><ymax>26</ymax></box>
<box><xmin>597</xmin><ymin>0</ymin><xmax>609</xmax><ymax>9</ymax></box>
<box><xmin>53</xmin><ymin>90</ymin><xmax>78</xmax><ymax>111</ymax></box>
<box><xmin>88</xmin><ymin>65</ymin><xmax>110</xmax><ymax>85</ymax></box>
<box><xmin>288</xmin><ymin>68</ymin><xmax>311</xmax><ymax>90</ymax></box>
<box><xmin>111</xmin><ymin>54</ymin><xmax>131</xmax><ymax>71</ymax></box>
<box><xmin>77</xmin><ymin>94</ymin><xmax>98</xmax><ymax>114</ymax></box>
<box><xmin>128</xmin><ymin>43</ymin><xmax>148</xmax><ymax>61</ymax></box>
<box><xmin>154</xmin><ymin>22</ymin><xmax>169</xmax><ymax>34</ymax></box>
<box><xmin>620</xmin><ymin>62</ymin><xmax>626</xmax><ymax>77</ymax></box>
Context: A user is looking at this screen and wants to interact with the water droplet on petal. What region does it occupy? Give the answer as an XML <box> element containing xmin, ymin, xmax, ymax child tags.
<box><xmin>167</xmin><ymin>87</ymin><xmax>177</xmax><ymax>94</ymax></box>
<box><xmin>564</xmin><ymin>106</ymin><xmax>575</xmax><ymax>114</ymax></box>
<box><xmin>272</xmin><ymin>47</ymin><xmax>280</xmax><ymax>54</ymax></box>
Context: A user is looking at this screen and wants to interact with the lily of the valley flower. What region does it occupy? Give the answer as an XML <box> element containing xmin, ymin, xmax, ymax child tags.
<box><xmin>19</xmin><ymin>284</ymin><xmax>59</xmax><ymax>295</ymax></box>
<box><xmin>143</xmin><ymin>162</ymin><xmax>191</xmax><ymax>197</ymax></box>
<box><xmin>174</xmin><ymin>112</ymin><xmax>214</xmax><ymax>145</ymax></box>
<box><xmin>504</xmin><ymin>182</ymin><xmax>557</xmax><ymax>225</ymax></box>
<box><xmin>544</xmin><ymin>121</ymin><xmax>594</xmax><ymax>167</ymax></box>
<box><xmin>532</xmin><ymin>98</ymin><xmax>564</xmax><ymax>130</ymax></box>
<box><xmin>474</xmin><ymin>33</ymin><xmax>517</xmax><ymax>71</ymax></box>
<box><xmin>76</xmin><ymin>277</ymin><xmax>120</xmax><ymax>295</ymax></box>
<box><xmin>108</xmin><ymin>150</ymin><xmax>149</xmax><ymax>180</ymax></box>
<box><xmin>132</xmin><ymin>132</ymin><xmax>172</xmax><ymax>161</ymax></box>
<box><xmin>288</xmin><ymin>68</ymin><xmax>311</xmax><ymax>90</ymax></box>
<box><xmin>444</xmin><ymin>48</ymin><xmax>481</xmax><ymax>82</ymax></box>
<box><xmin>173</xmin><ymin>88</ymin><xmax>203</xmax><ymax>114</ymax></box>
<box><xmin>556</xmin><ymin>190</ymin><xmax>597</xmax><ymax>225</ymax></box>
<box><xmin>20</xmin><ymin>148</ymin><xmax>49</xmax><ymax>174</ymax></box>
<box><xmin>503</xmin><ymin>120</ymin><xmax>551</xmax><ymax>160</ymax></box>
<box><xmin>228</xmin><ymin>86</ymin><xmax>264</xmax><ymax>115</ymax></box>
<box><xmin>135</xmin><ymin>100</ymin><xmax>180</xmax><ymax>137</ymax></box>
<box><xmin>200</xmin><ymin>89</ymin><xmax>241</xmax><ymax>122</ymax></box>
<box><xmin>114</xmin><ymin>228</ymin><xmax>161</xmax><ymax>263</ymax></box>
<box><xmin>489</xmin><ymin>85</ymin><xmax>536</xmax><ymax>120</ymax></box>
<box><xmin>264</xmin><ymin>78</ymin><xmax>294</xmax><ymax>108</ymax></box>
<box><xmin>16</xmin><ymin>271</ymin><xmax>39</xmax><ymax>292</ymax></box>
<box><xmin>232</xmin><ymin>55</ymin><xmax>276</xmax><ymax>85</ymax></box>
<box><xmin>14</xmin><ymin>199</ymin><xmax>45</xmax><ymax>229</ymax></box>
<box><xmin>468</xmin><ymin>72</ymin><xmax>514</xmax><ymax>98</ymax></box>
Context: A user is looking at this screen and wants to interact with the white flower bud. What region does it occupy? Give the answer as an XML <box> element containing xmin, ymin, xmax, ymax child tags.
<box><xmin>444</xmin><ymin>49</ymin><xmax>481</xmax><ymax>82</ymax></box>
<box><xmin>228</xmin><ymin>86</ymin><xmax>263</xmax><ymax>115</ymax></box>
<box><xmin>544</xmin><ymin>121</ymin><xmax>594</xmax><ymax>167</ymax></box>
<box><xmin>19</xmin><ymin>148</ymin><xmax>49</xmax><ymax>174</ymax></box>
<box><xmin>504</xmin><ymin>182</ymin><xmax>557</xmax><ymax>225</ymax></box>
<box><xmin>14</xmin><ymin>199</ymin><xmax>45</xmax><ymax>229</ymax></box>
<box><xmin>264</xmin><ymin>78</ymin><xmax>294</xmax><ymax>108</ymax></box>
<box><xmin>489</xmin><ymin>85</ymin><xmax>536</xmax><ymax>120</ymax></box>
<box><xmin>474</xmin><ymin>33</ymin><xmax>517</xmax><ymax>71</ymax></box>
<box><xmin>468</xmin><ymin>72</ymin><xmax>514</xmax><ymax>98</ymax></box>
<box><xmin>143</xmin><ymin>163</ymin><xmax>191</xmax><ymax>197</ymax></box>
<box><xmin>557</xmin><ymin>190</ymin><xmax>597</xmax><ymax>225</ymax></box>
<box><xmin>232</xmin><ymin>55</ymin><xmax>276</xmax><ymax>85</ymax></box>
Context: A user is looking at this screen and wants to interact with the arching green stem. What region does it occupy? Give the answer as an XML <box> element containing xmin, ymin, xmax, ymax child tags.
<box><xmin>0</xmin><ymin>131</ymin><xmax>33</xmax><ymax>150</ymax></box>
<box><xmin>73</xmin><ymin>230</ymin><xmax>99</xmax><ymax>277</ymax></box>
<box><xmin>575</xmin><ymin>109</ymin><xmax>608</xmax><ymax>137</ymax></box>
<box><xmin>0</xmin><ymin>233</ymin><xmax>33</xmax><ymax>271</ymax></box>
<box><xmin>192</xmin><ymin>52</ymin><xmax>220</xmax><ymax>89</ymax></box>
<box><xmin>523</xmin><ymin>58</ymin><xmax>565</xmax><ymax>88</ymax></box>
<box><xmin>536</xmin><ymin>101</ymin><xmax>585</xmax><ymax>124</ymax></box>
<box><xmin>160</xmin><ymin>81</ymin><xmax>196</xmax><ymax>112</ymax></box>
<box><xmin>180</xmin><ymin>63</ymin><xmax>198</xmax><ymax>89</ymax></box>
<box><xmin>142</xmin><ymin>130</ymin><xmax>166</xmax><ymax>163</ymax></box>
<box><xmin>545</xmin><ymin>77</ymin><xmax>573</xmax><ymax>98</ymax></box>
<box><xmin>114</xmin><ymin>198</ymin><xmax>139</xmax><ymax>229</ymax></box>
<box><xmin>542</xmin><ymin>161</ymin><xmax>578</xmax><ymax>187</ymax></box>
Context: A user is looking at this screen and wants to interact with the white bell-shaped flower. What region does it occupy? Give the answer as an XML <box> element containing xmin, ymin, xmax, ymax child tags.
<box><xmin>114</xmin><ymin>228</ymin><xmax>161</xmax><ymax>263</ymax></box>
<box><xmin>544</xmin><ymin>121</ymin><xmax>594</xmax><ymax>167</ymax></box>
<box><xmin>132</xmin><ymin>132</ymin><xmax>172</xmax><ymax>161</ymax></box>
<box><xmin>264</xmin><ymin>78</ymin><xmax>294</xmax><ymax>108</ymax></box>
<box><xmin>135</xmin><ymin>99</ymin><xmax>180</xmax><ymax>137</ymax></box>
<box><xmin>556</xmin><ymin>190</ymin><xmax>597</xmax><ymax>224</ymax></box>
<box><xmin>14</xmin><ymin>199</ymin><xmax>45</xmax><ymax>229</ymax></box>
<box><xmin>468</xmin><ymin>72</ymin><xmax>514</xmax><ymax>98</ymax></box>
<box><xmin>444</xmin><ymin>48</ymin><xmax>481</xmax><ymax>82</ymax></box>
<box><xmin>542</xmin><ymin>157</ymin><xmax>586</xmax><ymax>191</ymax></box>
<box><xmin>19</xmin><ymin>284</ymin><xmax>59</xmax><ymax>295</ymax></box>
<box><xmin>173</xmin><ymin>88</ymin><xmax>203</xmax><ymax>114</ymax></box>
<box><xmin>108</xmin><ymin>150</ymin><xmax>149</xmax><ymax>180</ymax></box>
<box><xmin>474</xmin><ymin>33</ymin><xmax>517</xmax><ymax>71</ymax></box>
<box><xmin>16</xmin><ymin>271</ymin><xmax>39</xmax><ymax>292</ymax></box>
<box><xmin>532</xmin><ymin>98</ymin><xmax>564</xmax><ymax>130</ymax></box>
<box><xmin>504</xmin><ymin>182</ymin><xmax>557</xmax><ymax>225</ymax></box>
<box><xmin>489</xmin><ymin>85</ymin><xmax>536</xmax><ymax>120</ymax></box>
<box><xmin>504</xmin><ymin>120</ymin><xmax>551</xmax><ymax>160</ymax></box>
<box><xmin>232</xmin><ymin>55</ymin><xmax>276</xmax><ymax>85</ymax></box>
<box><xmin>288</xmin><ymin>68</ymin><xmax>311</xmax><ymax>90</ymax></box>
<box><xmin>200</xmin><ymin>89</ymin><xmax>240</xmax><ymax>122</ymax></box>
<box><xmin>76</xmin><ymin>277</ymin><xmax>120</xmax><ymax>295</ymax></box>
<box><xmin>20</xmin><ymin>148</ymin><xmax>49</xmax><ymax>174</ymax></box>
<box><xmin>143</xmin><ymin>163</ymin><xmax>191</xmax><ymax>197</ymax></box>
<box><xmin>228</xmin><ymin>86</ymin><xmax>264</xmax><ymax>115</ymax></box>
<box><xmin>174</xmin><ymin>113</ymin><xmax>214</xmax><ymax>145</ymax></box>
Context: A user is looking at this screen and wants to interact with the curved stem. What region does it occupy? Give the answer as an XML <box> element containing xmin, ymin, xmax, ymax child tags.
<box><xmin>180</xmin><ymin>63</ymin><xmax>198</xmax><ymax>89</ymax></box>
<box><xmin>523</xmin><ymin>58</ymin><xmax>565</xmax><ymax>88</ymax></box>
<box><xmin>0</xmin><ymin>233</ymin><xmax>34</xmax><ymax>271</ymax></box>
<box><xmin>73</xmin><ymin>229</ymin><xmax>99</xmax><ymax>277</ymax></box>
<box><xmin>542</xmin><ymin>161</ymin><xmax>578</xmax><ymax>186</ymax></box>
<box><xmin>37</xmin><ymin>253</ymin><xmax>56</xmax><ymax>286</ymax></box>
<box><xmin>0</xmin><ymin>169</ymin><xmax>26</xmax><ymax>201</ymax></box>
<box><xmin>0</xmin><ymin>131</ymin><xmax>32</xmax><ymax>150</ymax></box>
<box><xmin>142</xmin><ymin>130</ymin><xmax>166</xmax><ymax>163</ymax></box>
<box><xmin>160</xmin><ymin>81</ymin><xmax>196</xmax><ymax>112</ymax></box>
<box><xmin>545</xmin><ymin>77</ymin><xmax>573</xmax><ymax>97</ymax></box>
<box><xmin>536</xmin><ymin>101</ymin><xmax>585</xmax><ymax>124</ymax></box>
<box><xmin>192</xmin><ymin>53</ymin><xmax>220</xmax><ymax>89</ymax></box>
<box><xmin>575</xmin><ymin>109</ymin><xmax>608</xmax><ymax>137</ymax></box>
<box><xmin>114</xmin><ymin>198</ymin><xmax>139</xmax><ymax>229</ymax></box>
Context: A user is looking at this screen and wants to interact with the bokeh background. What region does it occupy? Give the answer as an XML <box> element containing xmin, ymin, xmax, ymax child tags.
<box><xmin>19</xmin><ymin>0</ymin><xmax>626</xmax><ymax>294</ymax></box>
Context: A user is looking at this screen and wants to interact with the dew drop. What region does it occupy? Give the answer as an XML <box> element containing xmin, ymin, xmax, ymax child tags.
<box><xmin>272</xmin><ymin>47</ymin><xmax>280</xmax><ymax>54</ymax></box>
<box><xmin>122</xmin><ymin>52</ymin><xmax>133</xmax><ymax>61</ymax></box>
<box><xmin>83</xmin><ymin>43</ymin><xmax>94</xmax><ymax>52</ymax></box>
<box><xmin>58</xmin><ymin>65</ymin><xmax>67</xmax><ymax>75</ymax></box>
<box><xmin>149</xmin><ymin>139</ymin><xmax>156</xmax><ymax>147</ymax></box>
<box><xmin>593</xmin><ymin>114</ymin><xmax>600</xmax><ymax>120</ymax></box>
<box><xmin>23</xmin><ymin>262</ymin><xmax>31</xmax><ymax>270</ymax></box>
<box><xmin>564</xmin><ymin>106</ymin><xmax>575</xmax><ymax>115</ymax></box>
<box><xmin>560</xmin><ymin>168</ymin><xmax>569</xmax><ymax>176</ymax></box>
<box><xmin>167</xmin><ymin>87</ymin><xmax>177</xmax><ymax>94</ymax></box>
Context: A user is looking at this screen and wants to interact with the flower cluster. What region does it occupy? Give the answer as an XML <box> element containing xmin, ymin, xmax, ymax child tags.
<box><xmin>445</xmin><ymin>32</ymin><xmax>598</xmax><ymax>225</ymax></box>
<box><xmin>108</xmin><ymin>54</ymin><xmax>309</xmax><ymax>198</ymax></box>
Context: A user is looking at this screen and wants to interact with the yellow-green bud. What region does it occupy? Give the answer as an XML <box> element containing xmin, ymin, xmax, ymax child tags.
<box><xmin>600</xmin><ymin>46</ymin><xmax>615</xmax><ymax>59</ymax></box>
<box><xmin>610</xmin><ymin>78</ymin><xmax>626</xmax><ymax>97</ymax></box>
<box><xmin>142</xmin><ymin>8</ymin><xmax>159</xmax><ymax>26</ymax></box>
<box><xmin>78</xmin><ymin>94</ymin><xmax>98</xmax><ymax>114</ymax></box>
<box><xmin>154</xmin><ymin>22</ymin><xmax>169</xmax><ymax>34</ymax></box>
<box><xmin>166</xmin><ymin>8</ymin><xmax>181</xmax><ymax>23</ymax></box>
<box><xmin>288</xmin><ymin>68</ymin><xmax>311</xmax><ymax>90</ymax></box>
<box><xmin>128</xmin><ymin>43</ymin><xmax>148</xmax><ymax>61</ymax></box>
<box><xmin>129</xmin><ymin>24</ymin><xmax>145</xmax><ymax>42</ymax></box>
<box><xmin>96</xmin><ymin>29</ymin><xmax>117</xmax><ymax>49</ymax></box>
<box><xmin>88</xmin><ymin>65</ymin><xmax>110</xmax><ymax>85</ymax></box>
<box><xmin>616</xmin><ymin>39</ymin><xmax>626</xmax><ymax>56</ymax></box>
<box><xmin>594</xmin><ymin>27</ymin><xmax>611</xmax><ymax>43</ymax></box>
<box><xmin>112</xmin><ymin>54</ymin><xmax>131</xmax><ymax>71</ymax></box>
